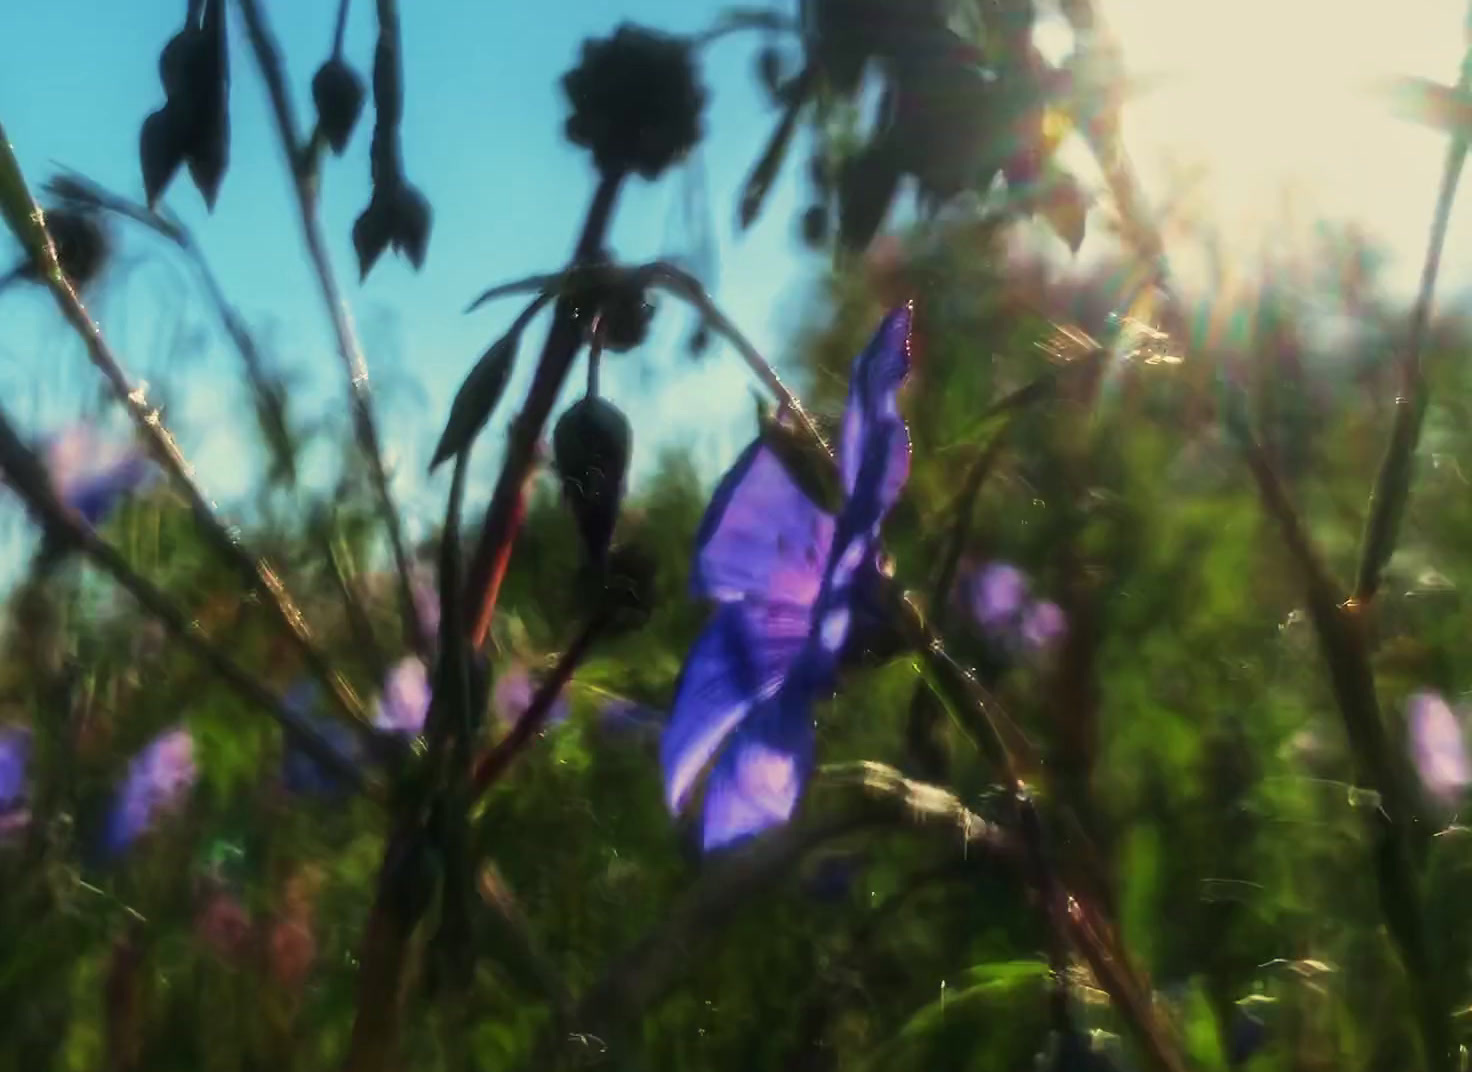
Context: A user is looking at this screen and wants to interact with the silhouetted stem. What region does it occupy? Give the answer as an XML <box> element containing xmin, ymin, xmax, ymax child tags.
<box><xmin>0</xmin><ymin>148</ymin><xmax>374</xmax><ymax>734</ymax></box>
<box><xmin>332</xmin><ymin>0</ymin><xmax>352</xmax><ymax>56</ymax></box>
<box><xmin>237</xmin><ymin>0</ymin><xmax>428</xmax><ymax>663</ymax></box>
<box><xmin>47</xmin><ymin>173</ymin><xmax>383</xmax><ymax>734</ymax></box>
<box><xmin>0</xmin><ymin>404</ymin><xmax>377</xmax><ymax>798</ymax></box>
<box><xmin>1354</xmin><ymin>54</ymin><xmax>1470</xmax><ymax>603</ymax></box>
<box><xmin>470</xmin><ymin>613</ymin><xmax>607</xmax><ymax>797</ymax></box>
<box><xmin>464</xmin><ymin>170</ymin><xmax>624</xmax><ymax>645</ymax></box>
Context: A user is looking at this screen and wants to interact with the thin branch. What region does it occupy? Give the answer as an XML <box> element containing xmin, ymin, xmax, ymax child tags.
<box><xmin>47</xmin><ymin>171</ymin><xmax>377</xmax><ymax>732</ymax></box>
<box><xmin>1354</xmin><ymin>64</ymin><xmax>1470</xmax><ymax>602</ymax></box>
<box><xmin>462</xmin><ymin>171</ymin><xmax>624</xmax><ymax>646</ymax></box>
<box><xmin>0</xmin><ymin>159</ymin><xmax>374</xmax><ymax>734</ymax></box>
<box><xmin>470</xmin><ymin>613</ymin><xmax>607</xmax><ymax>797</ymax></box>
<box><xmin>236</xmin><ymin>0</ymin><xmax>428</xmax><ymax>663</ymax></box>
<box><xmin>0</xmin><ymin>404</ymin><xmax>378</xmax><ymax>800</ymax></box>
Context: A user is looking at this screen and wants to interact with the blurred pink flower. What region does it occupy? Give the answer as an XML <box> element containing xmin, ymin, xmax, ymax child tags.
<box><xmin>196</xmin><ymin>890</ymin><xmax>252</xmax><ymax>962</ymax></box>
<box><xmin>493</xmin><ymin>663</ymin><xmax>570</xmax><ymax>729</ymax></box>
<box><xmin>373</xmin><ymin>657</ymin><xmax>431</xmax><ymax>736</ymax></box>
<box><xmin>268</xmin><ymin>917</ymin><xmax>317</xmax><ymax>990</ymax></box>
<box><xmin>1408</xmin><ymin>691</ymin><xmax>1471</xmax><ymax>804</ymax></box>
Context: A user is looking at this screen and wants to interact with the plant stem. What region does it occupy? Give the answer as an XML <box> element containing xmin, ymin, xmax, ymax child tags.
<box><xmin>332</xmin><ymin>0</ymin><xmax>353</xmax><ymax>57</ymax></box>
<box><xmin>1354</xmin><ymin>54</ymin><xmax>1471</xmax><ymax>603</ymax></box>
<box><xmin>236</xmin><ymin>0</ymin><xmax>428</xmax><ymax>663</ymax></box>
<box><xmin>470</xmin><ymin>613</ymin><xmax>607</xmax><ymax>797</ymax></box>
<box><xmin>463</xmin><ymin>170</ymin><xmax>624</xmax><ymax>646</ymax></box>
<box><xmin>0</xmin><ymin>404</ymin><xmax>377</xmax><ymax>798</ymax></box>
<box><xmin>0</xmin><ymin>151</ymin><xmax>373</xmax><ymax>733</ymax></box>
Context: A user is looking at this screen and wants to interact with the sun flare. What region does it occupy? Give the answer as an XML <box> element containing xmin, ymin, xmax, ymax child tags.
<box><xmin>1072</xmin><ymin>1</ymin><xmax>1467</xmax><ymax>291</ymax></box>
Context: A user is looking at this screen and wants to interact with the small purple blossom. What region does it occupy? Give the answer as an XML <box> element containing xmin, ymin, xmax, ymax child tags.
<box><xmin>959</xmin><ymin>561</ymin><xmax>1067</xmax><ymax>654</ymax></box>
<box><xmin>1408</xmin><ymin>691</ymin><xmax>1471</xmax><ymax>804</ymax></box>
<box><xmin>104</xmin><ymin>727</ymin><xmax>197</xmax><ymax>857</ymax></box>
<box><xmin>493</xmin><ymin>664</ymin><xmax>570</xmax><ymax>729</ymax></box>
<box><xmin>662</xmin><ymin>308</ymin><xmax>913</xmax><ymax>851</ymax></box>
<box><xmin>1020</xmin><ymin>600</ymin><xmax>1067</xmax><ymax>650</ymax></box>
<box><xmin>280</xmin><ymin>682</ymin><xmax>361</xmax><ymax>797</ymax></box>
<box><xmin>373</xmin><ymin>657</ymin><xmax>432</xmax><ymax>736</ymax></box>
<box><xmin>43</xmin><ymin>422</ymin><xmax>154</xmax><ymax>526</ymax></box>
<box><xmin>0</xmin><ymin>727</ymin><xmax>31</xmax><ymax>840</ymax></box>
<box><xmin>966</xmin><ymin>562</ymin><xmax>1028</xmax><ymax>629</ymax></box>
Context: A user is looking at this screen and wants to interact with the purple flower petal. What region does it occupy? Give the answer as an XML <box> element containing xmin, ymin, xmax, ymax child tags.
<box><xmin>106</xmin><ymin>727</ymin><xmax>197</xmax><ymax>857</ymax></box>
<box><xmin>493</xmin><ymin>664</ymin><xmax>571</xmax><ymax>729</ymax></box>
<box><xmin>597</xmin><ymin>697</ymin><xmax>664</xmax><ymax>738</ymax></box>
<box><xmin>692</xmin><ymin>443</ymin><xmax>834</xmax><ymax>607</ymax></box>
<box><xmin>373</xmin><ymin>658</ymin><xmax>432</xmax><ymax>736</ymax></box>
<box><xmin>0</xmin><ymin>726</ymin><xmax>30</xmax><ymax>807</ymax></box>
<box><xmin>1408</xmin><ymin>691</ymin><xmax>1471</xmax><ymax>802</ymax></box>
<box><xmin>701</xmin><ymin>681</ymin><xmax>818</xmax><ymax>851</ymax></box>
<box><xmin>661</xmin><ymin>601</ymin><xmax>810</xmax><ymax>814</ymax></box>
<box><xmin>966</xmin><ymin>562</ymin><xmax>1029</xmax><ymax>629</ymax></box>
<box><xmin>1020</xmin><ymin>600</ymin><xmax>1067</xmax><ymax>650</ymax></box>
<box><xmin>838</xmin><ymin>307</ymin><xmax>913</xmax><ymax>536</ymax></box>
<box><xmin>280</xmin><ymin>683</ymin><xmax>360</xmax><ymax>797</ymax></box>
<box><xmin>44</xmin><ymin>423</ymin><xmax>153</xmax><ymax>526</ymax></box>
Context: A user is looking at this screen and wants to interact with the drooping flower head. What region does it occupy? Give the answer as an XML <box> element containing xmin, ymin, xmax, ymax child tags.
<box><xmin>0</xmin><ymin>726</ymin><xmax>31</xmax><ymax>840</ymax></box>
<box><xmin>43</xmin><ymin>422</ymin><xmax>154</xmax><ymax>527</ymax></box>
<box><xmin>661</xmin><ymin>307</ymin><xmax>912</xmax><ymax>850</ymax></box>
<box><xmin>492</xmin><ymin>663</ymin><xmax>570</xmax><ymax>730</ymax></box>
<box><xmin>1407</xmin><ymin>691</ymin><xmax>1471</xmax><ymax>804</ymax></box>
<box><xmin>280</xmin><ymin>682</ymin><xmax>361</xmax><ymax>798</ymax></box>
<box><xmin>373</xmin><ymin>657</ymin><xmax>432</xmax><ymax>737</ymax></box>
<box><xmin>104</xmin><ymin>727</ymin><xmax>197</xmax><ymax>858</ymax></box>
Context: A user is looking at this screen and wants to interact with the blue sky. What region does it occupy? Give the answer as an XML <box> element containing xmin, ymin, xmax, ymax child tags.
<box><xmin>3</xmin><ymin>1</ymin><xmax>1472</xmax><ymax>564</ymax></box>
<box><xmin>1</xmin><ymin>0</ymin><xmax>822</xmax><ymax>550</ymax></box>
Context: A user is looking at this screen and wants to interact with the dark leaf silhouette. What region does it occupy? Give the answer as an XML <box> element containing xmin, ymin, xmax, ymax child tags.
<box><xmin>392</xmin><ymin>183</ymin><xmax>432</xmax><ymax>270</ymax></box>
<box><xmin>312</xmin><ymin>57</ymin><xmax>367</xmax><ymax>155</ymax></box>
<box><xmin>140</xmin><ymin>106</ymin><xmax>188</xmax><ymax>208</ymax></box>
<box><xmin>185</xmin><ymin>0</ymin><xmax>230</xmax><ymax>210</ymax></box>
<box><xmin>554</xmin><ymin>396</ymin><xmax>632</xmax><ymax>564</ymax></box>
<box><xmin>1039</xmin><ymin>174</ymin><xmax>1088</xmax><ymax>254</ymax></box>
<box><xmin>800</xmin><ymin>204</ymin><xmax>828</xmax><ymax>247</ymax></box>
<box><xmin>738</xmin><ymin>80</ymin><xmax>808</xmax><ymax>231</ymax></box>
<box><xmin>837</xmin><ymin>141</ymin><xmax>902</xmax><ymax>252</ymax></box>
<box><xmin>430</xmin><ymin>333</ymin><xmax>519</xmax><ymax>472</ymax></box>
<box><xmin>352</xmin><ymin>189</ymin><xmax>396</xmax><ymax>280</ymax></box>
<box><xmin>0</xmin><ymin>206</ymin><xmax>110</xmax><ymax>294</ymax></box>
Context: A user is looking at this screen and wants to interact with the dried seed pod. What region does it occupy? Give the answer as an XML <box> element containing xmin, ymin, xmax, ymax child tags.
<box><xmin>312</xmin><ymin>57</ymin><xmax>367</xmax><ymax>155</ymax></box>
<box><xmin>553</xmin><ymin>396</ymin><xmax>632</xmax><ymax>564</ymax></box>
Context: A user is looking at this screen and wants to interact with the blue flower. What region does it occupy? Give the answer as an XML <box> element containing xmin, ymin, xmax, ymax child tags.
<box><xmin>103</xmin><ymin>727</ymin><xmax>197</xmax><ymax>858</ymax></box>
<box><xmin>0</xmin><ymin>726</ymin><xmax>31</xmax><ymax>840</ymax></box>
<box><xmin>280</xmin><ymin>682</ymin><xmax>361</xmax><ymax>798</ymax></box>
<box><xmin>661</xmin><ymin>307</ymin><xmax>913</xmax><ymax>851</ymax></box>
<box><xmin>42</xmin><ymin>422</ymin><xmax>154</xmax><ymax>527</ymax></box>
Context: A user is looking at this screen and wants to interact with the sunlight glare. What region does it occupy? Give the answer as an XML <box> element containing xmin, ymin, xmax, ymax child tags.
<box><xmin>1097</xmin><ymin>1</ymin><xmax>1467</xmax><ymax>292</ymax></box>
